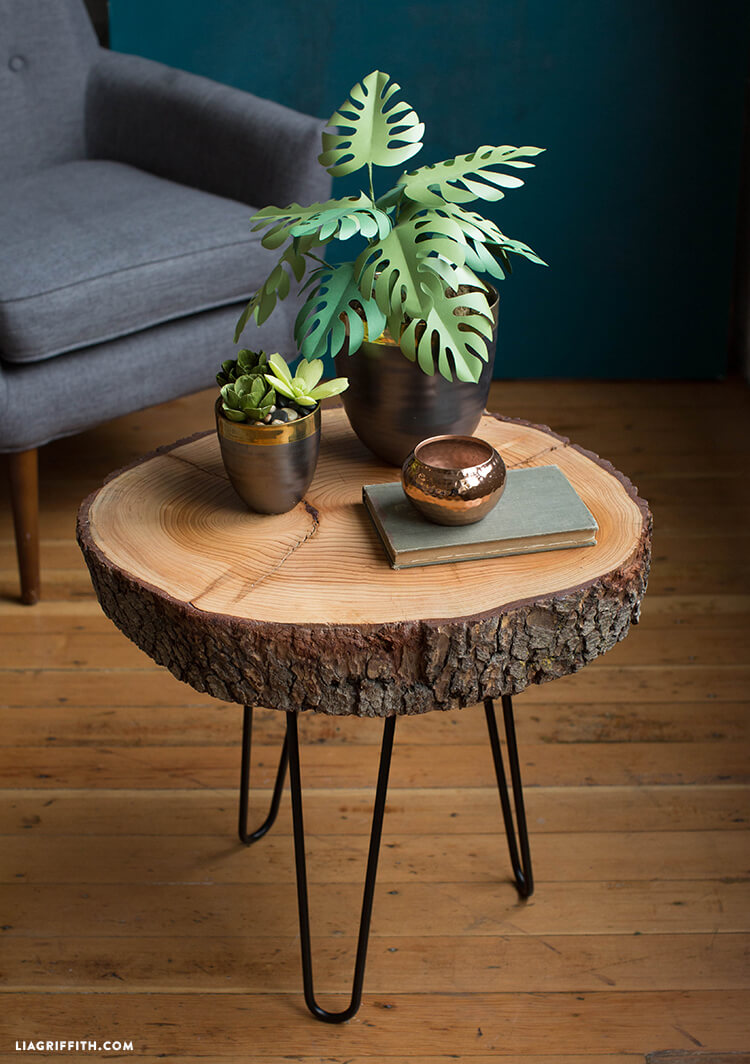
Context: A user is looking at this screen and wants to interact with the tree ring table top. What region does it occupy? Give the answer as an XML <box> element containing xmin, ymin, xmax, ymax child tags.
<box><xmin>77</xmin><ymin>409</ymin><xmax>652</xmax><ymax>717</ymax></box>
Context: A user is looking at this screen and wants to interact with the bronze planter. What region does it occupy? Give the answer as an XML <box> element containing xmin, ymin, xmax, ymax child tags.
<box><xmin>215</xmin><ymin>399</ymin><xmax>320</xmax><ymax>514</ymax></box>
<box><xmin>401</xmin><ymin>435</ymin><xmax>507</xmax><ymax>526</ymax></box>
<box><xmin>334</xmin><ymin>288</ymin><xmax>499</xmax><ymax>467</ymax></box>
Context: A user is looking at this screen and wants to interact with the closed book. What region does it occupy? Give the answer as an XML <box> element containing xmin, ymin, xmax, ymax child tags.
<box><xmin>362</xmin><ymin>465</ymin><xmax>598</xmax><ymax>569</ymax></box>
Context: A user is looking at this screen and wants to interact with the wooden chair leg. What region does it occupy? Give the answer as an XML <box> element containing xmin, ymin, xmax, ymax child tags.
<box><xmin>7</xmin><ymin>448</ymin><xmax>40</xmax><ymax>605</ymax></box>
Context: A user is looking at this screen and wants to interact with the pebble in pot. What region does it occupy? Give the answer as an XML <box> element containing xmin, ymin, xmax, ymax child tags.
<box><xmin>270</xmin><ymin>408</ymin><xmax>299</xmax><ymax>425</ymax></box>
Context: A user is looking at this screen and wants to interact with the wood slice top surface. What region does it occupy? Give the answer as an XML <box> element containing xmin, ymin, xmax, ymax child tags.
<box><xmin>78</xmin><ymin>409</ymin><xmax>651</xmax><ymax>716</ymax></box>
<box><xmin>82</xmin><ymin>410</ymin><xmax>644</xmax><ymax>625</ymax></box>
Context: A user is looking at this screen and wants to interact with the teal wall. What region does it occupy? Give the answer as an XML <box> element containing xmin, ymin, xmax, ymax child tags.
<box><xmin>110</xmin><ymin>1</ymin><xmax>750</xmax><ymax>379</ymax></box>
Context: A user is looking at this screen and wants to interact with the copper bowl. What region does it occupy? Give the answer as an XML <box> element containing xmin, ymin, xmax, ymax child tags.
<box><xmin>401</xmin><ymin>435</ymin><xmax>506</xmax><ymax>526</ymax></box>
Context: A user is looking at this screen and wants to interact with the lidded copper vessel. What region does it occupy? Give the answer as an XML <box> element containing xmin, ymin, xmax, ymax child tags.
<box><xmin>401</xmin><ymin>435</ymin><xmax>506</xmax><ymax>526</ymax></box>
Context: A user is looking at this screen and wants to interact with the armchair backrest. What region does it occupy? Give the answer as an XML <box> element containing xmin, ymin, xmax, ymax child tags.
<box><xmin>0</xmin><ymin>0</ymin><xmax>97</xmax><ymax>181</ymax></box>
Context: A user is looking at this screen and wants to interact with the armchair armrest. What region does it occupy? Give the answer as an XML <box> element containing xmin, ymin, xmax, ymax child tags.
<box><xmin>85</xmin><ymin>50</ymin><xmax>331</xmax><ymax>209</ymax></box>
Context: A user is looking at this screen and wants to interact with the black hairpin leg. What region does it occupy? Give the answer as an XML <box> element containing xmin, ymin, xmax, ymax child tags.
<box><xmin>238</xmin><ymin>705</ymin><xmax>288</xmax><ymax>845</ymax></box>
<box><xmin>287</xmin><ymin>710</ymin><xmax>396</xmax><ymax>1023</ymax></box>
<box><xmin>484</xmin><ymin>695</ymin><xmax>534</xmax><ymax>898</ymax></box>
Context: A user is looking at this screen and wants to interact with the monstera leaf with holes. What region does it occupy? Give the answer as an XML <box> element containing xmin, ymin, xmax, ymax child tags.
<box><xmin>234</xmin><ymin>69</ymin><xmax>547</xmax><ymax>383</ymax></box>
<box><xmin>318</xmin><ymin>70</ymin><xmax>425</xmax><ymax>179</ymax></box>
<box><xmin>233</xmin><ymin>243</ymin><xmax>307</xmax><ymax>340</ymax></box>
<box><xmin>396</xmin><ymin>145</ymin><xmax>545</xmax><ymax>206</ymax></box>
<box><xmin>398</xmin><ymin>272</ymin><xmax>496</xmax><ymax>382</ymax></box>
<box><xmin>355</xmin><ymin>211</ymin><xmax>468</xmax><ymax>320</ymax></box>
<box><xmin>252</xmin><ymin>195</ymin><xmax>391</xmax><ymax>249</ymax></box>
<box><xmin>295</xmin><ymin>263</ymin><xmax>387</xmax><ymax>361</ymax></box>
<box><xmin>424</xmin><ymin>203</ymin><xmax>548</xmax><ymax>283</ymax></box>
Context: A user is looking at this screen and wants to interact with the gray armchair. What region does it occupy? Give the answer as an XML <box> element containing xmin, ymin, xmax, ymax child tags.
<box><xmin>0</xmin><ymin>0</ymin><xmax>330</xmax><ymax>602</ymax></box>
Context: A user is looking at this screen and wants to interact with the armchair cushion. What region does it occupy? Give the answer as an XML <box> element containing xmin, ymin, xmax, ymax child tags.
<box><xmin>0</xmin><ymin>159</ymin><xmax>276</xmax><ymax>364</ymax></box>
<box><xmin>0</xmin><ymin>301</ymin><xmax>301</xmax><ymax>453</ymax></box>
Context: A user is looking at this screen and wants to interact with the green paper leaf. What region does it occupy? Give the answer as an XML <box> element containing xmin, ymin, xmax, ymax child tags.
<box><xmin>424</xmin><ymin>203</ymin><xmax>546</xmax><ymax>279</ymax></box>
<box><xmin>309</xmin><ymin>378</ymin><xmax>349</xmax><ymax>400</ymax></box>
<box><xmin>233</xmin><ymin>374</ymin><xmax>257</xmax><ymax>398</ymax></box>
<box><xmin>294</xmin><ymin>358</ymin><xmax>324</xmax><ymax>391</ymax></box>
<box><xmin>426</xmin><ymin>202</ymin><xmax>505</xmax><ymax>244</ymax></box>
<box><xmin>355</xmin><ymin>211</ymin><xmax>467</xmax><ymax>320</ymax></box>
<box><xmin>222</xmin><ymin>405</ymin><xmax>246</xmax><ymax>422</ymax></box>
<box><xmin>462</xmin><ymin>233</ymin><xmax>547</xmax><ymax>278</ymax></box>
<box><xmin>496</xmin><ymin>235</ymin><xmax>548</xmax><ymax>267</ymax></box>
<box><xmin>264</xmin><ymin>374</ymin><xmax>296</xmax><ymax>400</ymax></box>
<box><xmin>423</xmin><ymin>254</ymin><xmax>484</xmax><ymax>292</ymax></box>
<box><xmin>395</xmin><ymin>201</ymin><xmax>503</xmax><ymax>284</ymax></box>
<box><xmin>220</xmin><ymin>384</ymin><xmax>240</xmax><ymax>409</ymax></box>
<box><xmin>234</xmin><ymin>242</ymin><xmax>309</xmax><ymax>343</ymax></box>
<box><xmin>250</xmin><ymin>201</ymin><xmax>344</xmax><ymax>250</ymax></box>
<box><xmin>463</xmin><ymin>240</ymin><xmax>507</xmax><ymax>281</ymax></box>
<box><xmin>375</xmin><ymin>186</ymin><xmax>406</xmax><ymax>213</ymax></box>
<box><xmin>240</xmin><ymin>380</ymin><xmax>273</xmax><ymax>416</ymax></box>
<box><xmin>289</xmin><ymin>194</ymin><xmax>392</xmax><ymax>243</ymax></box>
<box><xmin>268</xmin><ymin>352</ymin><xmax>293</xmax><ymax>384</ymax></box>
<box><xmin>319</xmin><ymin>70</ymin><xmax>425</xmax><ymax>177</ymax></box>
<box><xmin>398</xmin><ymin>272</ymin><xmax>495</xmax><ymax>383</ymax></box>
<box><xmin>295</xmin><ymin>263</ymin><xmax>387</xmax><ymax>361</ymax></box>
<box><xmin>233</xmin><ymin>301</ymin><xmax>254</xmax><ymax>347</ymax></box>
<box><xmin>397</xmin><ymin>144</ymin><xmax>544</xmax><ymax>206</ymax></box>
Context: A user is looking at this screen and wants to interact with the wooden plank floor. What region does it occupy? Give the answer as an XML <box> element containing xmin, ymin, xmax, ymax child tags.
<box><xmin>1</xmin><ymin>379</ymin><xmax>749</xmax><ymax>1062</ymax></box>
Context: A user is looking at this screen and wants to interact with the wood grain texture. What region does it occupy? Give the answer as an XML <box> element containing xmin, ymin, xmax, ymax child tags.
<box><xmin>0</xmin><ymin>1058</ymin><xmax>645</xmax><ymax>1064</ymax></box>
<box><xmin>1</xmin><ymin>991</ymin><xmax>747</xmax><ymax>1054</ymax></box>
<box><xmin>2</xmin><ymin>933</ymin><xmax>745</xmax><ymax>992</ymax></box>
<box><xmin>3</xmin><ymin>879</ymin><xmax>747</xmax><ymax>937</ymax></box>
<box><xmin>3</xmin><ymin>830</ymin><xmax>745</xmax><ymax>885</ymax></box>
<box><xmin>1</xmin><ymin>738</ymin><xmax>747</xmax><ymax>789</ymax></box>
<box><xmin>1</xmin><ymin>784</ymin><xmax>745</xmax><ymax>835</ymax></box>
<box><xmin>1</xmin><ymin>698</ymin><xmax>749</xmax><ymax>745</ymax></box>
<box><xmin>77</xmin><ymin>411</ymin><xmax>651</xmax><ymax>716</ymax></box>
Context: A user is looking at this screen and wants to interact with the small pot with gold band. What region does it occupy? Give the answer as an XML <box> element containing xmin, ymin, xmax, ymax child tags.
<box><xmin>215</xmin><ymin>398</ymin><xmax>321</xmax><ymax>514</ymax></box>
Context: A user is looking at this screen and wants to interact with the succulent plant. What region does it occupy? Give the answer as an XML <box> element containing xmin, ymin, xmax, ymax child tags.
<box><xmin>263</xmin><ymin>352</ymin><xmax>349</xmax><ymax>407</ymax></box>
<box><xmin>235</xmin><ymin>70</ymin><xmax>546</xmax><ymax>384</ymax></box>
<box><xmin>218</xmin><ymin>349</ymin><xmax>279</xmax><ymax>423</ymax></box>
<box><xmin>217</xmin><ymin>349</ymin><xmax>348</xmax><ymax>423</ymax></box>
<box><xmin>220</xmin><ymin>374</ymin><xmax>277</xmax><ymax>423</ymax></box>
<box><xmin>216</xmin><ymin>347</ymin><xmax>269</xmax><ymax>387</ymax></box>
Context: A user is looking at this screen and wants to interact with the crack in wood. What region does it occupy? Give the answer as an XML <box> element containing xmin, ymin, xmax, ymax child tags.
<box><xmin>189</xmin><ymin>500</ymin><xmax>320</xmax><ymax>610</ymax></box>
<box><xmin>165</xmin><ymin>451</ymin><xmax>228</xmax><ymax>482</ymax></box>
<box><xmin>671</xmin><ymin>1025</ymin><xmax>705</xmax><ymax>1048</ymax></box>
<box><xmin>159</xmin><ymin>445</ymin><xmax>321</xmax><ymax>609</ymax></box>
<box><xmin>507</xmin><ymin>441</ymin><xmax>571</xmax><ymax>469</ymax></box>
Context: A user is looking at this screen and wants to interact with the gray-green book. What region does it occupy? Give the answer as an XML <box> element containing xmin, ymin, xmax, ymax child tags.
<box><xmin>362</xmin><ymin>465</ymin><xmax>598</xmax><ymax>569</ymax></box>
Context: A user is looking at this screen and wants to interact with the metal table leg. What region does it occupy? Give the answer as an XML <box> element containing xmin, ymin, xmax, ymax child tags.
<box><xmin>238</xmin><ymin>706</ymin><xmax>288</xmax><ymax>845</ymax></box>
<box><xmin>286</xmin><ymin>710</ymin><xmax>396</xmax><ymax>1023</ymax></box>
<box><xmin>484</xmin><ymin>695</ymin><xmax>534</xmax><ymax>898</ymax></box>
<box><xmin>237</xmin><ymin>700</ymin><xmax>531</xmax><ymax>1021</ymax></box>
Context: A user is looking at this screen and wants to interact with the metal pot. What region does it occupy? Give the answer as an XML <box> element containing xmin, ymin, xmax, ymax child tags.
<box><xmin>215</xmin><ymin>399</ymin><xmax>321</xmax><ymax>514</ymax></box>
<box><xmin>334</xmin><ymin>288</ymin><xmax>499</xmax><ymax>467</ymax></box>
<box><xmin>401</xmin><ymin>435</ymin><xmax>507</xmax><ymax>526</ymax></box>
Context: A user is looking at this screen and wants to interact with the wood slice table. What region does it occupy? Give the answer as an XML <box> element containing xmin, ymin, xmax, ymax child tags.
<box><xmin>78</xmin><ymin>408</ymin><xmax>651</xmax><ymax>1023</ymax></box>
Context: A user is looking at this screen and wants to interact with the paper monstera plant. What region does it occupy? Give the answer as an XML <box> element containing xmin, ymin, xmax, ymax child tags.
<box><xmin>235</xmin><ymin>70</ymin><xmax>546</xmax><ymax>383</ymax></box>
